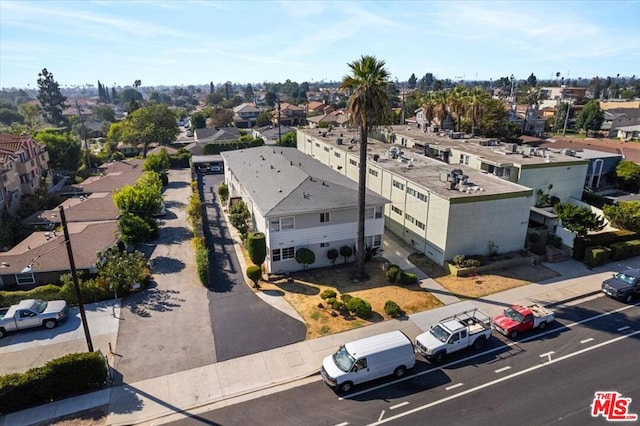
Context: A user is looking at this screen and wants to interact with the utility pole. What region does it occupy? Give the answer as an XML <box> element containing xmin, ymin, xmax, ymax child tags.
<box><xmin>60</xmin><ymin>205</ymin><xmax>94</xmax><ymax>352</ymax></box>
<box><xmin>562</xmin><ymin>101</ymin><xmax>572</xmax><ymax>137</ymax></box>
<box><xmin>277</xmin><ymin>95</ymin><xmax>282</xmax><ymax>144</ymax></box>
<box><xmin>76</xmin><ymin>100</ymin><xmax>91</xmax><ymax>171</ymax></box>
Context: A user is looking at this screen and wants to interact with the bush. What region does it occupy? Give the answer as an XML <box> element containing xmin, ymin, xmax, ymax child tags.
<box><xmin>0</xmin><ymin>352</ymin><xmax>107</xmax><ymax>414</ymax></box>
<box><xmin>339</xmin><ymin>245</ymin><xmax>353</xmax><ymax>263</ymax></box>
<box><xmin>398</xmin><ymin>272</ymin><xmax>418</xmax><ymax>285</ymax></box>
<box><xmin>610</xmin><ymin>239</ymin><xmax>640</xmax><ymax>261</ymax></box>
<box><xmin>60</xmin><ymin>275</ymin><xmax>113</xmax><ymax>305</ymax></box>
<box><xmin>320</xmin><ymin>289</ymin><xmax>337</xmax><ymax>300</ymax></box>
<box><xmin>295</xmin><ymin>247</ymin><xmax>315</xmax><ymax>269</ymax></box>
<box><xmin>384</xmin><ymin>300</ymin><xmax>402</xmax><ymax>317</ymax></box>
<box><xmin>386</xmin><ymin>264</ymin><xmax>400</xmax><ymax>283</ymax></box>
<box><xmin>326</xmin><ymin>248</ymin><xmax>339</xmax><ymax>265</ymax></box>
<box><xmin>193</xmin><ymin>237</ymin><xmax>209</xmax><ymax>285</ymax></box>
<box><xmin>461</xmin><ymin>258</ymin><xmax>481</xmax><ymax>268</ymax></box>
<box><xmin>326</xmin><ymin>297</ymin><xmax>336</xmax><ymax>305</ymax></box>
<box><xmin>340</xmin><ymin>294</ymin><xmax>353</xmax><ymax>304</ymax></box>
<box><xmin>246</xmin><ymin>265</ymin><xmax>262</xmax><ymax>288</ymax></box>
<box><xmin>453</xmin><ymin>255</ymin><xmax>465</xmax><ymax>266</ymax></box>
<box><xmin>346</xmin><ymin>297</ymin><xmax>372</xmax><ymax>319</ymax></box>
<box><xmin>247</xmin><ymin>232</ymin><xmax>267</xmax><ymax>266</ymax></box>
<box><xmin>332</xmin><ymin>301</ymin><xmax>343</xmax><ymax>311</ymax></box>
<box><xmin>584</xmin><ymin>246</ymin><xmax>611</xmax><ymax>267</ymax></box>
<box><xmin>0</xmin><ymin>284</ymin><xmax>62</xmax><ymax>307</ymax></box>
<box><xmin>572</xmin><ymin>230</ymin><xmax>637</xmax><ymax>261</ymax></box>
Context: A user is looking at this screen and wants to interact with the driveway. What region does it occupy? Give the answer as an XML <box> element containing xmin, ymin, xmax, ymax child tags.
<box><xmin>111</xmin><ymin>169</ymin><xmax>216</xmax><ymax>384</ymax></box>
<box><xmin>201</xmin><ymin>174</ymin><xmax>306</xmax><ymax>362</ymax></box>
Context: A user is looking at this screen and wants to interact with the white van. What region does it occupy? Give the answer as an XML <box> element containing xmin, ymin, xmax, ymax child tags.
<box><xmin>321</xmin><ymin>330</ymin><xmax>415</xmax><ymax>393</ymax></box>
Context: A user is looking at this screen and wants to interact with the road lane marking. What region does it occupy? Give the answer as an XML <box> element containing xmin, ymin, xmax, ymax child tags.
<box><xmin>378</xmin><ymin>410</ymin><xmax>385</xmax><ymax>422</ymax></box>
<box><xmin>340</xmin><ymin>303</ymin><xmax>639</xmax><ymax>401</ymax></box>
<box><xmin>539</xmin><ymin>351</ymin><xmax>554</xmax><ymax>361</ymax></box>
<box><xmin>495</xmin><ymin>366</ymin><xmax>511</xmax><ymax>373</ymax></box>
<box><xmin>580</xmin><ymin>338</ymin><xmax>594</xmax><ymax>344</ymax></box>
<box><xmin>390</xmin><ymin>402</ymin><xmax>409</xmax><ymax>410</ymax></box>
<box><xmin>618</xmin><ymin>326</ymin><xmax>630</xmax><ymax>331</ymax></box>
<box><xmin>367</xmin><ymin>329</ymin><xmax>640</xmax><ymax>425</ymax></box>
<box><xmin>445</xmin><ymin>383</ymin><xmax>463</xmax><ymax>390</ymax></box>
<box><xmin>334</xmin><ymin>423</ymin><xmax>349</xmax><ymax>426</ymax></box>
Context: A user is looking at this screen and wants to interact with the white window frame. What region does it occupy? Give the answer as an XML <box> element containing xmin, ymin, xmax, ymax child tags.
<box><xmin>282</xmin><ymin>247</ymin><xmax>295</xmax><ymax>260</ymax></box>
<box><xmin>270</xmin><ymin>216</ymin><xmax>295</xmax><ymax>232</ymax></box>
<box><xmin>16</xmin><ymin>272</ymin><xmax>35</xmax><ymax>285</ymax></box>
<box><xmin>320</xmin><ymin>242</ymin><xmax>330</xmax><ymax>248</ymax></box>
<box><xmin>369</xmin><ymin>168</ymin><xmax>378</xmax><ymax>177</ymax></box>
<box><xmin>320</xmin><ymin>212</ymin><xmax>330</xmax><ymax>223</ymax></box>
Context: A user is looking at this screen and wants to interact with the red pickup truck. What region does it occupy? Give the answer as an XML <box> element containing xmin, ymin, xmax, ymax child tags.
<box><xmin>492</xmin><ymin>304</ymin><xmax>554</xmax><ymax>338</ymax></box>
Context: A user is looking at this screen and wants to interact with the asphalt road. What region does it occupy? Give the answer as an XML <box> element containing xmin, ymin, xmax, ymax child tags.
<box><xmin>168</xmin><ymin>296</ymin><xmax>640</xmax><ymax>425</ymax></box>
<box><xmin>201</xmin><ymin>173</ymin><xmax>306</xmax><ymax>362</ymax></box>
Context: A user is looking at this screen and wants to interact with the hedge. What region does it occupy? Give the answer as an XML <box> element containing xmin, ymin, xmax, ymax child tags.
<box><xmin>573</xmin><ymin>230</ymin><xmax>637</xmax><ymax>261</ymax></box>
<box><xmin>346</xmin><ymin>297</ymin><xmax>372</xmax><ymax>319</ymax></box>
<box><xmin>386</xmin><ymin>264</ymin><xmax>400</xmax><ymax>283</ymax></box>
<box><xmin>610</xmin><ymin>239</ymin><xmax>640</xmax><ymax>261</ymax></box>
<box><xmin>0</xmin><ymin>284</ymin><xmax>62</xmax><ymax>307</ymax></box>
<box><xmin>0</xmin><ymin>352</ymin><xmax>108</xmax><ymax>414</ymax></box>
<box><xmin>193</xmin><ymin>237</ymin><xmax>209</xmax><ymax>285</ymax></box>
<box><xmin>398</xmin><ymin>272</ymin><xmax>418</xmax><ymax>285</ymax></box>
<box><xmin>584</xmin><ymin>246</ymin><xmax>611</xmax><ymax>268</ymax></box>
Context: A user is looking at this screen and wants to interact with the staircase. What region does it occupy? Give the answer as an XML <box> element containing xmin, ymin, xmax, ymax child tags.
<box><xmin>545</xmin><ymin>245</ymin><xmax>568</xmax><ymax>262</ymax></box>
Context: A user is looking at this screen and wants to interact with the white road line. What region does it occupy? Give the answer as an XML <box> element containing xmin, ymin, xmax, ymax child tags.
<box><xmin>495</xmin><ymin>366</ymin><xmax>511</xmax><ymax>373</ymax></box>
<box><xmin>389</xmin><ymin>402</ymin><xmax>409</xmax><ymax>410</ymax></box>
<box><xmin>378</xmin><ymin>410</ymin><xmax>385</xmax><ymax>422</ymax></box>
<box><xmin>334</xmin><ymin>422</ymin><xmax>349</xmax><ymax>426</ymax></box>
<box><xmin>539</xmin><ymin>351</ymin><xmax>555</xmax><ymax>358</ymax></box>
<box><xmin>445</xmin><ymin>383</ymin><xmax>464</xmax><ymax>390</ymax></box>
<box><xmin>618</xmin><ymin>326</ymin><xmax>630</xmax><ymax>331</ymax></box>
<box><xmin>367</xmin><ymin>329</ymin><xmax>640</xmax><ymax>425</ymax></box>
<box><xmin>340</xmin><ymin>303</ymin><xmax>638</xmax><ymax>401</ymax></box>
<box><xmin>580</xmin><ymin>338</ymin><xmax>594</xmax><ymax>344</ymax></box>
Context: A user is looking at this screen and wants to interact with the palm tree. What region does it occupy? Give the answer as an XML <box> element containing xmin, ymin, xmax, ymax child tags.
<box><xmin>516</xmin><ymin>84</ymin><xmax>540</xmax><ymax>134</ymax></box>
<box><xmin>450</xmin><ymin>85</ymin><xmax>469</xmax><ymax>132</ymax></box>
<box><xmin>420</xmin><ymin>91</ymin><xmax>437</xmax><ymax>129</ymax></box>
<box><xmin>466</xmin><ymin>87</ymin><xmax>490</xmax><ymax>136</ymax></box>
<box><xmin>433</xmin><ymin>90</ymin><xmax>450</xmax><ymax>129</ymax></box>
<box><xmin>341</xmin><ymin>55</ymin><xmax>391</xmax><ymax>280</ymax></box>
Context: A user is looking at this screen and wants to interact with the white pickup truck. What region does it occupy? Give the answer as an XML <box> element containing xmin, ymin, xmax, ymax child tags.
<box><xmin>415</xmin><ymin>308</ymin><xmax>492</xmax><ymax>363</ymax></box>
<box><xmin>0</xmin><ymin>299</ymin><xmax>68</xmax><ymax>339</ymax></box>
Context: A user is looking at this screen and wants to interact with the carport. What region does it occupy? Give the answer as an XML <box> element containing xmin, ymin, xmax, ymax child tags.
<box><xmin>192</xmin><ymin>155</ymin><xmax>224</xmax><ymax>174</ymax></box>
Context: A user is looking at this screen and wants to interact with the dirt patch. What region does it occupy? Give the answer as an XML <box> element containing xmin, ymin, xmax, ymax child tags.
<box><xmin>40</xmin><ymin>406</ymin><xmax>107</xmax><ymax>426</ymax></box>
<box><xmin>257</xmin><ymin>259</ymin><xmax>443</xmax><ymax>339</ymax></box>
<box><xmin>408</xmin><ymin>253</ymin><xmax>561</xmax><ymax>299</ymax></box>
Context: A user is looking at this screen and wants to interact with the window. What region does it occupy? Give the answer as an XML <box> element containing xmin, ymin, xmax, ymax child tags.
<box><xmin>282</xmin><ymin>247</ymin><xmax>295</xmax><ymax>259</ymax></box>
<box><xmin>393</xmin><ymin>180</ymin><xmax>405</xmax><ymax>191</ymax></box>
<box><xmin>416</xmin><ymin>220</ymin><xmax>426</xmax><ymax>230</ymax></box>
<box><xmin>369</xmin><ymin>168</ymin><xmax>378</xmax><ymax>177</ymax></box>
<box><xmin>324</xmin><ymin>146</ymin><xmax>330</xmax><ymax>152</ymax></box>
<box><xmin>405</xmin><ymin>213</ymin><xmax>415</xmax><ymax>224</ymax></box>
<box><xmin>307</xmin><ymin>138</ymin><xmax>312</xmax><ymax>144</ymax></box>
<box><xmin>365</xmin><ymin>206</ymin><xmax>383</xmax><ymax>219</ymax></box>
<box><xmin>334</xmin><ymin>152</ymin><xmax>341</xmax><ymax>158</ymax></box>
<box><xmin>315</xmin><ymin>143</ymin><xmax>320</xmax><ymax>148</ymax></box>
<box><xmin>16</xmin><ymin>272</ymin><xmax>35</xmax><ymax>285</ymax></box>
<box><xmin>320</xmin><ymin>212</ymin><xmax>330</xmax><ymax>223</ymax></box>
<box><xmin>365</xmin><ymin>234</ymin><xmax>382</xmax><ymax>248</ymax></box>
<box><xmin>459</xmin><ymin>154</ymin><xmax>469</xmax><ymax>165</ymax></box>
<box><xmin>270</xmin><ymin>217</ymin><xmax>294</xmax><ymax>232</ymax></box>
<box><xmin>418</xmin><ymin>192</ymin><xmax>428</xmax><ymax>202</ymax></box>
<box><xmin>391</xmin><ymin>205</ymin><xmax>402</xmax><ymax>215</ymax></box>
<box><xmin>407</xmin><ymin>187</ymin><xmax>416</xmax><ymax>197</ymax></box>
<box><xmin>349</xmin><ymin>159</ymin><xmax>358</xmax><ymax>166</ymax></box>
<box><xmin>321</xmin><ymin>242</ymin><xmax>330</xmax><ymax>248</ymax></box>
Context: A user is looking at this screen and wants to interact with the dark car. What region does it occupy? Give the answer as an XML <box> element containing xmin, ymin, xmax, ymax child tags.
<box><xmin>602</xmin><ymin>269</ymin><xmax>640</xmax><ymax>303</ymax></box>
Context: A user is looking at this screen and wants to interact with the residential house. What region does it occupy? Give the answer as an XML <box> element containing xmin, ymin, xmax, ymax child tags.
<box><xmin>297</xmin><ymin>128</ymin><xmax>535</xmax><ymax>266</ymax></box>
<box><xmin>62</xmin><ymin>159</ymin><xmax>145</xmax><ymax>195</ymax></box>
<box><xmin>221</xmin><ymin>146</ymin><xmax>388</xmax><ymax>274</ymax></box>
<box><xmin>188</xmin><ymin>127</ymin><xmax>242</xmax><ymax>155</ymax></box>
<box><xmin>306</xmin><ymin>101</ymin><xmax>326</xmax><ymax>115</ymax></box>
<box><xmin>602</xmin><ymin>109</ymin><xmax>640</xmax><ymax>137</ymax></box>
<box><xmin>23</xmin><ymin>192</ymin><xmax>120</xmax><ymax>228</ymax></box>
<box><xmin>616</xmin><ymin>124</ymin><xmax>640</xmax><ymax>141</ymax></box>
<box><xmin>306</xmin><ymin>111</ymin><xmax>349</xmax><ymax>129</ymax></box>
<box><xmin>274</xmin><ymin>102</ymin><xmax>306</xmax><ymax>126</ymax></box>
<box><xmin>252</xmin><ymin>125</ymin><xmax>296</xmax><ymax>144</ymax></box>
<box><xmin>414</xmin><ymin>107</ymin><xmax>454</xmax><ymax>132</ymax></box>
<box><xmin>507</xmin><ymin>105</ymin><xmax>546</xmax><ymax>136</ymax></box>
<box><xmin>232</xmin><ymin>103</ymin><xmax>266</xmax><ymax>128</ymax></box>
<box><xmin>0</xmin><ymin>133</ymin><xmax>50</xmax><ymax>213</ymax></box>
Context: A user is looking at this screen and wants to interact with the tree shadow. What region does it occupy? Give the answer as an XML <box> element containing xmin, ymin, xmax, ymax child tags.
<box><xmin>271</xmin><ymin>279</ymin><xmax>320</xmax><ymax>295</ymax></box>
<box><xmin>148</xmin><ymin>256</ymin><xmax>185</xmax><ymax>274</ymax></box>
<box><xmin>124</xmin><ymin>284</ymin><xmax>186</xmax><ymax>318</ymax></box>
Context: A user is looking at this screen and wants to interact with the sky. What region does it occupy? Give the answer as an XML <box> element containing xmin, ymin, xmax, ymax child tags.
<box><xmin>1</xmin><ymin>0</ymin><xmax>639</xmax><ymax>90</ymax></box>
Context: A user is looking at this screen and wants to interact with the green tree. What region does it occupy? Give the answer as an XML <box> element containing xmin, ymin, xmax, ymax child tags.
<box><xmin>576</xmin><ymin>100</ymin><xmax>604</xmax><ymax>135</ymax></box>
<box><xmin>244</xmin><ymin>84</ymin><xmax>255</xmax><ymax>102</ymax></box>
<box><xmin>229</xmin><ymin>200</ymin><xmax>251</xmax><ymax>238</ymax></box>
<box><xmin>120</xmin><ymin>104</ymin><xmax>178</xmax><ymax>157</ymax></box>
<box><xmin>94</xmin><ymin>105</ymin><xmax>116</xmax><ymax>122</ymax></box>
<box><xmin>119</xmin><ymin>88</ymin><xmax>143</xmax><ymax>106</ymax></box>
<box><xmin>341</xmin><ymin>55</ymin><xmax>391</xmax><ymax>280</ymax></box>
<box><xmin>246</xmin><ymin>265</ymin><xmax>262</xmax><ymax>289</ymax></box>
<box><xmin>295</xmin><ymin>247</ymin><xmax>316</xmax><ymax>269</ymax></box>
<box><xmin>143</xmin><ymin>150</ymin><xmax>170</xmax><ymax>173</ymax></box>
<box><xmin>35</xmin><ymin>130</ymin><xmax>81</xmax><ymax>172</ymax></box>
<box><xmin>276</xmin><ymin>131</ymin><xmax>296</xmax><ymax>147</ymax></box>
<box><xmin>217</xmin><ymin>182</ymin><xmax>229</xmax><ymax>203</ymax></box>
<box><xmin>407</xmin><ymin>73</ymin><xmax>417</xmax><ymax>90</ymax></box>
<box><xmin>19</xmin><ymin>103</ymin><xmax>42</xmax><ymax>130</ymax></box>
<box><xmin>603</xmin><ymin>201</ymin><xmax>640</xmax><ymax>233</ymax></box>
<box><xmin>96</xmin><ymin>247</ymin><xmax>150</xmax><ymax>297</ymax></box>
<box><xmin>36</xmin><ymin>68</ymin><xmax>68</xmax><ymax>126</ymax></box>
<box><xmin>133</xmin><ymin>79</ymin><xmax>141</xmax><ymax>90</ymax></box>
<box><xmin>117</xmin><ymin>212</ymin><xmax>157</xmax><ymax>245</ymax></box>
<box><xmin>190</xmin><ymin>112</ymin><xmax>207</xmax><ymax>129</ymax></box>
<box><xmin>247</xmin><ymin>232</ymin><xmax>267</xmax><ymax>266</ymax></box>
<box><xmin>113</xmin><ymin>172</ymin><xmax>163</xmax><ymax>219</ymax></box>
<box><xmin>0</xmin><ymin>108</ymin><xmax>24</xmax><ymax>125</ymax></box>
<box><xmin>210</xmin><ymin>107</ymin><xmax>234</xmax><ymax>127</ymax></box>
<box><xmin>615</xmin><ymin>160</ymin><xmax>640</xmax><ymax>191</ymax></box>
<box><xmin>527</xmin><ymin>73</ymin><xmax>537</xmax><ymax>87</ymax></box>
<box><xmin>554</xmin><ymin>202</ymin><xmax>606</xmax><ymax>238</ymax></box>
<box><xmin>255</xmin><ymin>110</ymin><xmax>273</xmax><ymax>127</ymax></box>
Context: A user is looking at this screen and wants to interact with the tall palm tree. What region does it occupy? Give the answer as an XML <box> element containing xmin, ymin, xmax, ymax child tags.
<box><xmin>467</xmin><ymin>87</ymin><xmax>490</xmax><ymax>136</ymax></box>
<box><xmin>341</xmin><ymin>55</ymin><xmax>391</xmax><ymax>280</ymax></box>
<box><xmin>420</xmin><ymin>91</ymin><xmax>437</xmax><ymax>129</ymax></box>
<box><xmin>433</xmin><ymin>90</ymin><xmax>450</xmax><ymax>129</ymax></box>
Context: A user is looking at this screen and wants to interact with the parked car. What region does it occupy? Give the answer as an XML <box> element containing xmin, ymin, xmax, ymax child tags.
<box><xmin>321</xmin><ymin>330</ymin><xmax>415</xmax><ymax>393</ymax></box>
<box><xmin>0</xmin><ymin>299</ymin><xmax>68</xmax><ymax>339</ymax></box>
<box><xmin>415</xmin><ymin>308</ymin><xmax>492</xmax><ymax>363</ymax></box>
<box><xmin>602</xmin><ymin>269</ymin><xmax>640</xmax><ymax>303</ymax></box>
<box><xmin>492</xmin><ymin>304</ymin><xmax>554</xmax><ymax>338</ymax></box>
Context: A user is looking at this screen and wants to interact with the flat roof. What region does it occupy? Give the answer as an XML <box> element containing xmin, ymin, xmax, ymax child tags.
<box><xmin>300</xmin><ymin>128</ymin><xmax>533</xmax><ymax>200</ymax></box>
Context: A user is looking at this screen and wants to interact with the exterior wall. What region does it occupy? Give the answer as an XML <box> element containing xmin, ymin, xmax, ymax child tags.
<box><xmin>517</xmin><ymin>161</ymin><xmax>588</xmax><ymax>205</ymax></box>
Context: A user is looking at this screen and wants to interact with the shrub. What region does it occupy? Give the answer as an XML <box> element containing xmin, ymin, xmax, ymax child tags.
<box><xmin>60</xmin><ymin>275</ymin><xmax>112</xmax><ymax>305</ymax></box>
<box><xmin>247</xmin><ymin>232</ymin><xmax>266</xmax><ymax>266</ymax></box>
<box><xmin>386</xmin><ymin>264</ymin><xmax>400</xmax><ymax>283</ymax></box>
<box><xmin>326</xmin><ymin>248</ymin><xmax>339</xmax><ymax>265</ymax></box>
<box><xmin>584</xmin><ymin>246</ymin><xmax>611</xmax><ymax>267</ymax></box>
<box><xmin>461</xmin><ymin>258</ymin><xmax>481</xmax><ymax>268</ymax></box>
<box><xmin>217</xmin><ymin>182</ymin><xmax>229</xmax><ymax>203</ymax></box>
<box><xmin>339</xmin><ymin>245</ymin><xmax>353</xmax><ymax>264</ymax></box>
<box><xmin>295</xmin><ymin>247</ymin><xmax>315</xmax><ymax>269</ymax></box>
<box><xmin>398</xmin><ymin>272</ymin><xmax>418</xmax><ymax>285</ymax></box>
<box><xmin>0</xmin><ymin>284</ymin><xmax>62</xmax><ymax>307</ymax></box>
<box><xmin>320</xmin><ymin>289</ymin><xmax>337</xmax><ymax>300</ymax></box>
<box><xmin>346</xmin><ymin>297</ymin><xmax>372</xmax><ymax>319</ymax></box>
<box><xmin>186</xmin><ymin>192</ymin><xmax>203</xmax><ymax>229</ymax></box>
<box><xmin>384</xmin><ymin>300</ymin><xmax>402</xmax><ymax>317</ymax></box>
<box><xmin>246</xmin><ymin>265</ymin><xmax>262</xmax><ymax>288</ymax></box>
<box><xmin>193</xmin><ymin>237</ymin><xmax>209</xmax><ymax>285</ymax></box>
<box><xmin>610</xmin><ymin>239</ymin><xmax>640</xmax><ymax>261</ymax></box>
<box><xmin>332</xmin><ymin>301</ymin><xmax>343</xmax><ymax>311</ymax></box>
<box><xmin>0</xmin><ymin>352</ymin><xmax>107</xmax><ymax>414</ymax></box>
<box><xmin>326</xmin><ymin>297</ymin><xmax>337</xmax><ymax>305</ymax></box>
<box><xmin>573</xmin><ymin>230</ymin><xmax>637</xmax><ymax>261</ymax></box>
<box><xmin>453</xmin><ymin>255</ymin><xmax>465</xmax><ymax>266</ymax></box>
<box><xmin>340</xmin><ymin>294</ymin><xmax>353</xmax><ymax>304</ymax></box>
